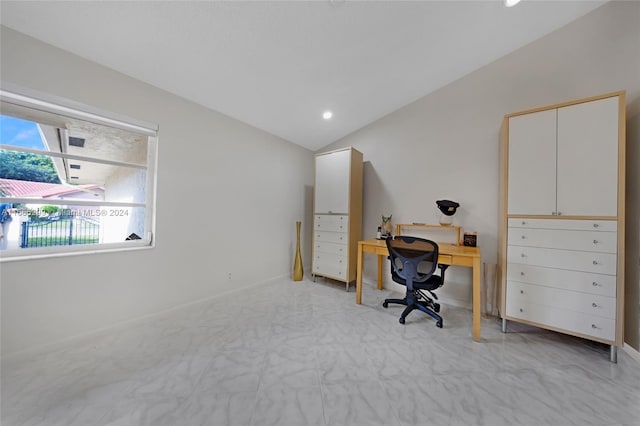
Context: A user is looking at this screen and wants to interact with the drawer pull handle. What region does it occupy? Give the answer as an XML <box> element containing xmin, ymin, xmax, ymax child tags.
<box><xmin>521</xmin><ymin>221</ymin><xmax>526</xmax><ymax>225</ymax></box>
<box><xmin>520</xmin><ymin>290</ymin><xmax>524</xmax><ymax>294</ymax></box>
<box><xmin>592</xmin><ymin>303</ymin><xmax>598</xmax><ymax>308</ymax></box>
<box><xmin>592</xmin><ymin>282</ymin><xmax>598</xmax><ymax>287</ymax></box>
<box><xmin>520</xmin><ymin>272</ymin><xmax>525</xmax><ymax>276</ymax></box>
<box><xmin>593</xmin><ymin>240</ymin><xmax>598</xmax><ymax>244</ymax></box>
<box><xmin>592</xmin><ymin>324</ymin><xmax>598</xmax><ymax>329</ymax></box>
<box><xmin>519</xmin><ymin>308</ymin><xmax>523</xmax><ymax>312</ymax></box>
<box><xmin>593</xmin><ymin>260</ymin><xmax>598</xmax><ymax>265</ymax></box>
<box><xmin>521</xmin><ymin>253</ymin><xmax>526</xmax><ymax>258</ymax></box>
<box><xmin>521</xmin><ymin>235</ymin><xmax>526</xmax><ymax>239</ymax></box>
<box><xmin>593</xmin><ymin>223</ymin><xmax>599</xmax><ymax>228</ymax></box>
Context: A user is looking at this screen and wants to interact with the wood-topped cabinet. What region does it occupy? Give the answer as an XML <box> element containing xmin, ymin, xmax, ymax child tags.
<box><xmin>312</xmin><ymin>147</ymin><xmax>363</xmax><ymax>289</ymax></box>
<box><xmin>499</xmin><ymin>92</ymin><xmax>626</xmax><ymax>361</ymax></box>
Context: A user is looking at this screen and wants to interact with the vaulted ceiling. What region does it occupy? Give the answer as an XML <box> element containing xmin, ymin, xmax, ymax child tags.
<box><xmin>0</xmin><ymin>1</ymin><xmax>606</xmax><ymax>151</ymax></box>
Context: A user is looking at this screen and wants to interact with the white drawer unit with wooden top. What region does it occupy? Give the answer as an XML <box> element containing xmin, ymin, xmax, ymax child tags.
<box><xmin>312</xmin><ymin>147</ymin><xmax>363</xmax><ymax>290</ymax></box>
<box><xmin>499</xmin><ymin>92</ymin><xmax>626</xmax><ymax>362</ymax></box>
<box><xmin>314</xmin><ymin>214</ymin><xmax>349</xmax><ymax>280</ymax></box>
<box><xmin>505</xmin><ymin>219</ymin><xmax>618</xmax><ymax>342</ymax></box>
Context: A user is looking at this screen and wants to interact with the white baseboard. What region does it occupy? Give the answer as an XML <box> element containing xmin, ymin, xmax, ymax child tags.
<box><xmin>623</xmin><ymin>343</ymin><xmax>640</xmax><ymax>364</ymax></box>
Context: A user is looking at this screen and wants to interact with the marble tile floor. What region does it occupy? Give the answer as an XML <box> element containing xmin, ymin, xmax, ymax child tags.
<box><xmin>2</xmin><ymin>277</ymin><xmax>639</xmax><ymax>426</ymax></box>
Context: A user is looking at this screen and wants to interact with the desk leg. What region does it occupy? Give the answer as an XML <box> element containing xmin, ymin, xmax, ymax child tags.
<box><xmin>356</xmin><ymin>244</ymin><xmax>363</xmax><ymax>304</ymax></box>
<box><xmin>472</xmin><ymin>256</ymin><xmax>481</xmax><ymax>341</ymax></box>
<box><xmin>377</xmin><ymin>254</ymin><xmax>383</xmax><ymax>290</ymax></box>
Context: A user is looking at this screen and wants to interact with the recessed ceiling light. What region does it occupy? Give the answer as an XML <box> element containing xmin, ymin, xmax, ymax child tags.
<box><xmin>322</xmin><ymin>111</ymin><xmax>333</xmax><ymax>120</ymax></box>
<box><xmin>505</xmin><ymin>0</ymin><xmax>521</xmax><ymax>7</ymax></box>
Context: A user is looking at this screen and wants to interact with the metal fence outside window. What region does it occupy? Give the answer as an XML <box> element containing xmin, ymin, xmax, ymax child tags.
<box><xmin>20</xmin><ymin>214</ymin><xmax>100</xmax><ymax>248</ymax></box>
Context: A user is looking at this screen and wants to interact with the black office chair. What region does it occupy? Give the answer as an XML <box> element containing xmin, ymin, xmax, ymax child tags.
<box><xmin>382</xmin><ymin>236</ymin><xmax>448</xmax><ymax>328</ymax></box>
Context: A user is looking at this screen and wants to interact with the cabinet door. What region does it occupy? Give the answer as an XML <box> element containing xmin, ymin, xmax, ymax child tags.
<box><xmin>556</xmin><ymin>96</ymin><xmax>619</xmax><ymax>216</ymax></box>
<box><xmin>314</xmin><ymin>149</ymin><xmax>350</xmax><ymax>214</ymax></box>
<box><xmin>508</xmin><ymin>109</ymin><xmax>557</xmax><ymax>215</ymax></box>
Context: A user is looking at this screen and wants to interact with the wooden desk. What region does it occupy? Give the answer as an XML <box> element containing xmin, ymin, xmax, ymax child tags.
<box><xmin>355</xmin><ymin>238</ymin><xmax>483</xmax><ymax>341</ymax></box>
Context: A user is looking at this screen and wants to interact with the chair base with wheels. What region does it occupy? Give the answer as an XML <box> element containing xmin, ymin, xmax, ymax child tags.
<box><xmin>383</xmin><ymin>265</ymin><xmax>448</xmax><ymax>327</ymax></box>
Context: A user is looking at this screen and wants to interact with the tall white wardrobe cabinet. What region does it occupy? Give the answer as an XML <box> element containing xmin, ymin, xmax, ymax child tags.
<box><xmin>499</xmin><ymin>92</ymin><xmax>626</xmax><ymax>361</ymax></box>
<box><xmin>312</xmin><ymin>147</ymin><xmax>363</xmax><ymax>290</ymax></box>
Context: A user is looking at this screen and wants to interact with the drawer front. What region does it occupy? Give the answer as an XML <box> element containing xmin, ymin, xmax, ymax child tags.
<box><xmin>507</xmin><ymin>281</ymin><xmax>615</xmax><ymax>319</ymax></box>
<box><xmin>315</xmin><ymin>241</ymin><xmax>347</xmax><ymax>256</ymax></box>
<box><xmin>315</xmin><ymin>231</ymin><xmax>347</xmax><ymax>245</ymax></box>
<box><xmin>313</xmin><ymin>253</ymin><xmax>347</xmax><ymax>280</ymax></box>
<box><xmin>508</xmin><ymin>228</ymin><xmax>617</xmax><ymax>254</ymax></box>
<box><xmin>507</xmin><ymin>246</ymin><xmax>617</xmax><ymax>275</ymax></box>
<box><xmin>315</xmin><ymin>214</ymin><xmax>348</xmax><ymax>232</ymax></box>
<box><xmin>508</xmin><ymin>218</ymin><xmax>616</xmax><ymax>232</ymax></box>
<box><xmin>506</xmin><ymin>264</ymin><xmax>616</xmax><ymax>297</ymax></box>
<box><xmin>314</xmin><ymin>252</ymin><xmax>346</xmax><ymax>268</ymax></box>
<box><xmin>506</xmin><ymin>294</ymin><xmax>615</xmax><ymax>341</ymax></box>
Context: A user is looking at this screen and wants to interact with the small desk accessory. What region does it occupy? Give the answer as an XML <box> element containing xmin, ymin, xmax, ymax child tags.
<box><xmin>436</xmin><ymin>199</ymin><xmax>459</xmax><ymax>225</ymax></box>
<box><xmin>381</xmin><ymin>214</ymin><xmax>393</xmax><ymax>238</ymax></box>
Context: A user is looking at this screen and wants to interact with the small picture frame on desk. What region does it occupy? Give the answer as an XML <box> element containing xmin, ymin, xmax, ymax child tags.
<box><xmin>463</xmin><ymin>232</ymin><xmax>477</xmax><ymax>247</ymax></box>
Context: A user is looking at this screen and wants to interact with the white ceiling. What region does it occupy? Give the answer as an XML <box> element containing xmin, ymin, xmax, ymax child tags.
<box><xmin>0</xmin><ymin>1</ymin><xmax>606</xmax><ymax>151</ymax></box>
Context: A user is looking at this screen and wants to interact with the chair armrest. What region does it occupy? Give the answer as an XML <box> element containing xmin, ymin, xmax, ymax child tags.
<box><xmin>437</xmin><ymin>264</ymin><xmax>449</xmax><ymax>281</ymax></box>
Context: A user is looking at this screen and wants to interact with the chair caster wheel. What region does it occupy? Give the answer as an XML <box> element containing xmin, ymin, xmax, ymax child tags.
<box><xmin>399</xmin><ymin>317</ymin><xmax>405</xmax><ymax>324</ymax></box>
<box><xmin>436</xmin><ymin>321</ymin><xmax>443</xmax><ymax>328</ymax></box>
<box><xmin>434</xmin><ymin>303</ymin><xmax>440</xmax><ymax>313</ymax></box>
<box><xmin>382</xmin><ymin>302</ymin><xmax>388</xmax><ymax>308</ymax></box>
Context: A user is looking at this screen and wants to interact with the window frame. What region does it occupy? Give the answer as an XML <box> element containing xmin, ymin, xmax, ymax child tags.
<box><xmin>0</xmin><ymin>83</ymin><xmax>158</xmax><ymax>262</ymax></box>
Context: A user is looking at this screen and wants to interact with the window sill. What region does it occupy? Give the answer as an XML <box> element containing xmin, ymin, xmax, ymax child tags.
<box><xmin>0</xmin><ymin>241</ymin><xmax>154</xmax><ymax>263</ymax></box>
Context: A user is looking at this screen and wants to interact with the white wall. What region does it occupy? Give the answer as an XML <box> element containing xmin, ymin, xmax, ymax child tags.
<box><xmin>0</xmin><ymin>27</ymin><xmax>315</xmax><ymax>357</ymax></box>
<box><xmin>626</xmin><ymin>108</ymin><xmax>640</xmax><ymax>351</ymax></box>
<box><xmin>320</xmin><ymin>1</ymin><xmax>640</xmax><ymax>318</ymax></box>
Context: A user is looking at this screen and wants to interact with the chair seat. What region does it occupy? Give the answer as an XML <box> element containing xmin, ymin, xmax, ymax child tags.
<box><xmin>391</xmin><ymin>274</ymin><xmax>442</xmax><ymax>291</ymax></box>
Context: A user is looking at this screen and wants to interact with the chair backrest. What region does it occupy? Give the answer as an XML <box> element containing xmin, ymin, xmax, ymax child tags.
<box><xmin>385</xmin><ymin>236</ymin><xmax>439</xmax><ymax>288</ymax></box>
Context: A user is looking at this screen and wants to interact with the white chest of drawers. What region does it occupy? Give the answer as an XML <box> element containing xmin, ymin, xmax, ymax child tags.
<box><xmin>505</xmin><ymin>218</ymin><xmax>618</xmax><ymax>342</ymax></box>
<box><xmin>313</xmin><ymin>214</ymin><xmax>349</xmax><ymax>280</ymax></box>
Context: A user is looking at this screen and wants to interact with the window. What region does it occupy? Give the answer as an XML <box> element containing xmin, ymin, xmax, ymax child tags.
<box><xmin>0</xmin><ymin>86</ymin><xmax>158</xmax><ymax>260</ymax></box>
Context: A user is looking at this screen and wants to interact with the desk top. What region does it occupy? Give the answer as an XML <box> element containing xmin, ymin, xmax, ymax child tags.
<box><xmin>359</xmin><ymin>238</ymin><xmax>480</xmax><ymax>258</ymax></box>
